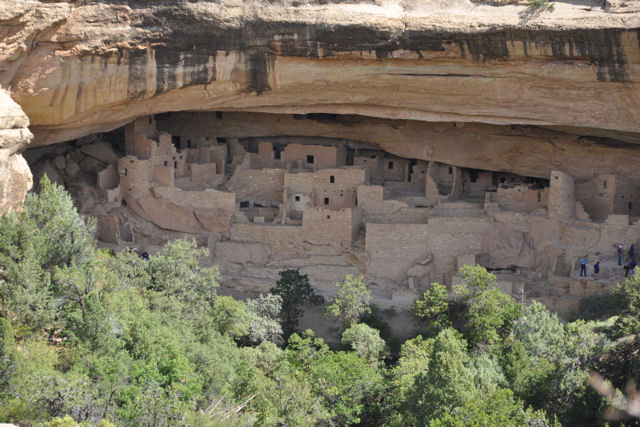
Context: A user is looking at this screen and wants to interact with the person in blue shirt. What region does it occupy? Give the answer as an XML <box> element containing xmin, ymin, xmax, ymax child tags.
<box><xmin>618</xmin><ymin>245</ymin><xmax>623</xmax><ymax>266</ymax></box>
<box><xmin>579</xmin><ymin>257</ymin><xmax>587</xmax><ymax>277</ymax></box>
<box><xmin>594</xmin><ymin>261</ymin><xmax>600</xmax><ymax>279</ymax></box>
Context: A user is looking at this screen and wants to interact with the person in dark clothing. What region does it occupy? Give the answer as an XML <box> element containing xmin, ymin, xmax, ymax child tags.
<box><xmin>594</xmin><ymin>261</ymin><xmax>600</xmax><ymax>279</ymax></box>
<box><xmin>579</xmin><ymin>257</ymin><xmax>587</xmax><ymax>277</ymax></box>
<box><xmin>631</xmin><ymin>259</ymin><xmax>637</xmax><ymax>276</ymax></box>
<box><xmin>629</xmin><ymin>244</ymin><xmax>636</xmax><ymax>261</ymax></box>
<box><xmin>625</xmin><ymin>258</ymin><xmax>631</xmax><ymax>277</ymax></box>
<box><xmin>618</xmin><ymin>245</ymin><xmax>623</xmax><ymax>266</ymax></box>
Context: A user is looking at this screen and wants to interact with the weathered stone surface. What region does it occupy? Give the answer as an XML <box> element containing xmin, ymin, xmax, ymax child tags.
<box><xmin>0</xmin><ymin>0</ymin><xmax>639</xmax><ymax>150</ymax></box>
<box><xmin>194</xmin><ymin>209</ymin><xmax>232</xmax><ymax>233</ymax></box>
<box><xmin>80</xmin><ymin>142</ymin><xmax>119</xmax><ymax>164</ymax></box>
<box><xmin>0</xmin><ymin>88</ymin><xmax>32</xmax><ymax>211</ymax></box>
<box><xmin>137</xmin><ymin>195</ymin><xmax>200</xmax><ymax>234</ymax></box>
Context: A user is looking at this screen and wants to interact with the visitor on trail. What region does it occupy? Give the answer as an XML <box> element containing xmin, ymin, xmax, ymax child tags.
<box><xmin>629</xmin><ymin>243</ymin><xmax>636</xmax><ymax>260</ymax></box>
<box><xmin>618</xmin><ymin>245</ymin><xmax>623</xmax><ymax>266</ymax></box>
<box><xmin>594</xmin><ymin>261</ymin><xmax>600</xmax><ymax>279</ymax></box>
<box><xmin>625</xmin><ymin>258</ymin><xmax>631</xmax><ymax>277</ymax></box>
<box><xmin>579</xmin><ymin>257</ymin><xmax>587</xmax><ymax>277</ymax></box>
<box><xmin>631</xmin><ymin>259</ymin><xmax>637</xmax><ymax>276</ymax></box>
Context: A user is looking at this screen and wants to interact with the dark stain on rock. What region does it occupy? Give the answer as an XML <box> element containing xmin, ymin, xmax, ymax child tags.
<box><xmin>248</xmin><ymin>52</ymin><xmax>271</xmax><ymax>95</ymax></box>
<box><xmin>126</xmin><ymin>48</ymin><xmax>148</xmax><ymax>100</ymax></box>
<box><xmin>153</xmin><ymin>47</ymin><xmax>215</xmax><ymax>96</ymax></box>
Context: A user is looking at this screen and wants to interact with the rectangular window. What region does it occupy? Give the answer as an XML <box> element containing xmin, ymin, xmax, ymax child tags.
<box><xmin>164</xmin><ymin>161</ymin><xmax>168</xmax><ymax>166</ymax></box>
<box><xmin>295</xmin><ymin>195</ymin><xmax>300</xmax><ymax>202</ymax></box>
<box><xmin>324</xmin><ymin>197</ymin><xmax>329</xmax><ymax>205</ymax></box>
<box><xmin>123</xmin><ymin>169</ymin><xmax>127</xmax><ymax>176</ymax></box>
<box><xmin>240</xmin><ymin>201</ymin><xmax>249</xmax><ymax>208</ymax></box>
<box><xmin>448</xmin><ymin>167</ymin><xmax>453</xmax><ymax>175</ymax></box>
<box><xmin>174</xmin><ymin>161</ymin><xmax>178</xmax><ymax>168</ymax></box>
<box><xmin>307</xmin><ymin>155</ymin><xmax>315</xmax><ymax>164</ymax></box>
<box><xmin>388</xmin><ymin>161</ymin><xmax>394</xmax><ymax>169</ymax></box>
<box><xmin>330</xmin><ymin>175</ymin><xmax>335</xmax><ymax>183</ymax></box>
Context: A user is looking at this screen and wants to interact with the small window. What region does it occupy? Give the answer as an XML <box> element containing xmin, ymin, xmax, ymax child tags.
<box><xmin>174</xmin><ymin>161</ymin><xmax>178</xmax><ymax>168</ymax></box>
<box><xmin>164</xmin><ymin>161</ymin><xmax>168</xmax><ymax>166</ymax></box>
<box><xmin>187</xmin><ymin>140</ymin><xmax>192</xmax><ymax>148</ymax></box>
<box><xmin>500</xmin><ymin>178</ymin><xmax>506</xmax><ymax>184</ymax></box>
<box><xmin>537</xmin><ymin>191</ymin><xmax>541</xmax><ymax>203</ymax></box>
<box><xmin>554</xmin><ymin>175</ymin><xmax>559</xmax><ymax>180</ymax></box>
<box><xmin>469</xmin><ymin>170</ymin><xmax>479</xmax><ymax>183</ymax></box>
<box><xmin>123</xmin><ymin>168</ymin><xmax>128</xmax><ymax>176</ymax></box>
<box><xmin>371</xmin><ymin>155</ymin><xmax>376</xmax><ymax>159</ymax></box>
<box><xmin>388</xmin><ymin>161</ymin><xmax>394</xmax><ymax>169</ymax></box>
<box><xmin>630</xmin><ymin>202</ymin><xmax>633</xmax><ymax>211</ymax></box>
<box><xmin>448</xmin><ymin>167</ymin><xmax>453</xmax><ymax>175</ymax></box>
<box><xmin>603</xmin><ymin>180</ymin><xmax>607</xmax><ymax>189</ymax></box>
<box><xmin>149</xmin><ymin>117</ymin><xmax>153</xmax><ymax>124</ymax></box>
<box><xmin>330</xmin><ymin>175</ymin><xmax>335</xmax><ymax>183</ymax></box>
<box><xmin>324</xmin><ymin>197</ymin><xmax>329</xmax><ymax>205</ymax></box>
<box><xmin>217</xmin><ymin>137</ymin><xmax>226</xmax><ymax>143</ymax></box>
<box><xmin>307</xmin><ymin>155</ymin><xmax>315</xmax><ymax>164</ymax></box>
<box><xmin>327</xmin><ymin>215</ymin><xmax>331</xmax><ymax>219</ymax></box>
<box><xmin>295</xmin><ymin>195</ymin><xmax>300</xmax><ymax>202</ymax></box>
<box><xmin>240</xmin><ymin>201</ymin><xmax>250</xmax><ymax>208</ymax></box>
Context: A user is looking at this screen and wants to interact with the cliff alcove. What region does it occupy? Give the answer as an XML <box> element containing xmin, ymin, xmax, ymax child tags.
<box><xmin>18</xmin><ymin>109</ymin><xmax>640</xmax><ymax>338</ymax></box>
<box><xmin>4</xmin><ymin>0</ymin><xmax>640</xmax><ymax>336</ymax></box>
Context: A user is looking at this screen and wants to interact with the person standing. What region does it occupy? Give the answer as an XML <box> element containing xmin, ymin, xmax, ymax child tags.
<box><xmin>631</xmin><ymin>259</ymin><xmax>637</xmax><ymax>276</ymax></box>
<box><xmin>629</xmin><ymin>244</ymin><xmax>636</xmax><ymax>261</ymax></box>
<box><xmin>579</xmin><ymin>257</ymin><xmax>587</xmax><ymax>277</ymax></box>
<box><xmin>594</xmin><ymin>261</ymin><xmax>600</xmax><ymax>279</ymax></box>
<box><xmin>618</xmin><ymin>245</ymin><xmax>623</xmax><ymax>266</ymax></box>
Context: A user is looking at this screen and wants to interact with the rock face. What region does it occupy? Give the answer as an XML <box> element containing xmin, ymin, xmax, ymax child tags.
<box><xmin>0</xmin><ymin>89</ymin><xmax>33</xmax><ymax>211</ymax></box>
<box><xmin>1</xmin><ymin>0</ymin><xmax>640</xmax><ymax>149</ymax></box>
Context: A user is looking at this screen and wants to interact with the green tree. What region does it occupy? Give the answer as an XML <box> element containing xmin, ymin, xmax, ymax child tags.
<box><xmin>326</xmin><ymin>274</ymin><xmax>371</xmax><ymax>328</ymax></box>
<box><xmin>270</xmin><ymin>269</ymin><xmax>324</xmax><ymax>338</ymax></box>
<box><xmin>0</xmin><ymin>175</ymin><xmax>95</xmax><ymax>333</ymax></box>
<box><xmin>430</xmin><ymin>388</ymin><xmax>555</xmax><ymax>426</ymax></box>
<box><xmin>454</xmin><ymin>265</ymin><xmax>523</xmax><ymax>349</ymax></box>
<box><xmin>411</xmin><ymin>282</ymin><xmax>451</xmax><ymax>335</ymax></box>
<box><xmin>405</xmin><ymin>328</ymin><xmax>476</xmax><ymax>424</ymax></box>
<box><xmin>341</xmin><ymin>323</ymin><xmax>387</xmax><ymax>363</ymax></box>
<box><xmin>212</xmin><ymin>296</ymin><xmax>249</xmax><ymax>338</ymax></box>
<box><xmin>245</xmin><ymin>293</ymin><xmax>283</xmax><ymax>344</ymax></box>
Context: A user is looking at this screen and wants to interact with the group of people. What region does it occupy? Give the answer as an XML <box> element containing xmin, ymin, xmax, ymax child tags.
<box><xmin>619</xmin><ymin>243</ymin><xmax>637</xmax><ymax>277</ymax></box>
<box><xmin>578</xmin><ymin>243</ymin><xmax>638</xmax><ymax>280</ymax></box>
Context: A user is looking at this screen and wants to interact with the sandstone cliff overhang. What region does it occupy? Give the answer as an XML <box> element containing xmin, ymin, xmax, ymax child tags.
<box><xmin>1</xmin><ymin>0</ymin><xmax>639</xmax><ymax>148</ymax></box>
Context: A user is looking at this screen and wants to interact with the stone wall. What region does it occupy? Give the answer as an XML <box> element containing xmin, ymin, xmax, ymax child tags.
<box><xmin>302</xmin><ymin>207</ymin><xmax>357</xmax><ymax>247</ymax></box>
<box><xmin>230</xmin><ymin>168</ymin><xmax>285</xmax><ymax>204</ymax></box>
<box><xmin>365</xmin><ymin>223</ymin><xmax>429</xmax><ymax>281</ymax></box>
<box><xmin>548</xmin><ymin>171</ymin><xmax>576</xmax><ymax>219</ymax></box>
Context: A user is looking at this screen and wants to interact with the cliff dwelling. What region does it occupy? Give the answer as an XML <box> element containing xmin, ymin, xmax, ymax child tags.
<box><xmin>3</xmin><ymin>0</ymin><xmax>640</xmax><ymax>337</ymax></box>
<box><xmin>21</xmin><ymin>110</ymin><xmax>640</xmax><ymax>325</ymax></box>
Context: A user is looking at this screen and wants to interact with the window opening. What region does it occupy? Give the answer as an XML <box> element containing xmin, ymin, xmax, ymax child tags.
<box><xmin>324</xmin><ymin>197</ymin><xmax>329</xmax><ymax>205</ymax></box>
<box><xmin>603</xmin><ymin>180</ymin><xmax>607</xmax><ymax>189</ymax></box>
<box><xmin>240</xmin><ymin>201</ymin><xmax>249</xmax><ymax>208</ymax></box>
<box><xmin>216</xmin><ymin>111</ymin><xmax>223</xmax><ymax>119</ymax></box>
<box><xmin>217</xmin><ymin>137</ymin><xmax>226</xmax><ymax>143</ymax></box>
<box><xmin>307</xmin><ymin>155</ymin><xmax>315</xmax><ymax>164</ymax></box>
<box><xmin>448</xmin><ymin>167</ymin><xmax>453</xmax><ymax>175</ymax></box>
<box><xmin>149</xmin><ymin>117</ymin><xmax>153</xmax><ymax>124</ymax></box>
<box><xmin>295</xmin><ymin>195</ymin><xmax>300</xmax><ymax>202</ymax></box>
<box><xmin>123</xmin><ymin>168</ymin><xmax>127</xmax><ymax>176</ymax></box>
<box><xmin>469</xmin><ymin>170</ymin><xmax>479</xmax><ymax>183</ymax></box>
<box><xmin>174</xmin><ymin>161</ymin><xmax>178</xmax><ymax>168</ymax></box>
<box><xmin>388</xmin><ymin>161</ymin><xmax>394</xmax><ymax>169</ymax></box>
<box><xmin>164</xmin><ymin>161</ymin><xmax>168</xmax><ymax>166</ymax></box>
<box><xmin>330</xmin><ymin>175</ymin><xmax>335</xmax><ymax>183</ymax></box>
<box><xmin>327</xmin><ymin>215</ymin><xmax>331</xmax><ymax>219</ymax></box>
<box><xmin>630</xmin><ymin>202</ymin><xmax>633</xmax><ymax>211</ymax></box>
